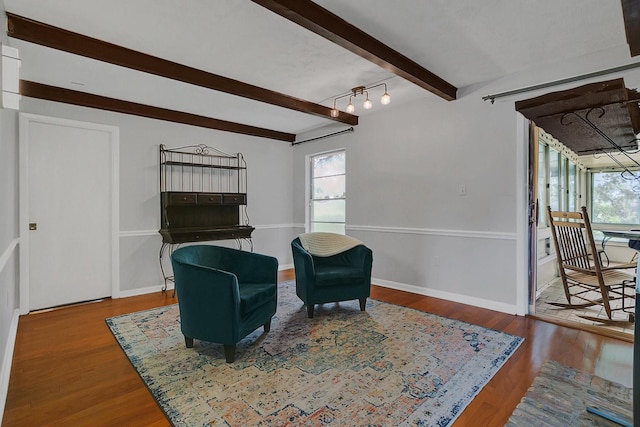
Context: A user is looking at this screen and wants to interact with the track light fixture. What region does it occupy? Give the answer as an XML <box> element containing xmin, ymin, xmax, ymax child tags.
<box><xmin>330</xmin><ymin>83</ymin><xmax>390</xmax><ymax>116</ymax></box>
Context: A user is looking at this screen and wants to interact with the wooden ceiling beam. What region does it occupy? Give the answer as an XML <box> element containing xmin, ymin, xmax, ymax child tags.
<box><xmin>251</xmin><ymin>0</ymin><xmax>457</xmax><ymax>101</ymax></box>
<box><xmin>7</xmin><ymin>13</ymin><xmax>357</xmax><ymax>126</ymax></box>
<box><xmin>20</xmin><ymin>80</ymin><xmax>296</xmax><ymax>142</ymax></box>
<box><xmin>622</xmin><ymin>0</ymin><xmax>640</xmax><ymax>57</ymax></box>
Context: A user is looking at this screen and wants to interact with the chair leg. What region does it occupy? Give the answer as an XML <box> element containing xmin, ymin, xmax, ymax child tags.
<box><xmin>223</xmin><ymin>345</ymin><xmax>236</xmax><ymax>363</ymax></box>
<box><xmin>307</xmin><ymin>304</ymin><xmax>315</xmax><ymax>318</ymax></box>
<box><xmin>184</xmin><ymin>336</ymin><xmax>194</xmax><ymax>348</ymax></box>
<box><xmin>264</xmin><ymin>318</ymin><xmax>271</xmax><ymax>333</ymax></box>
<box><xmin>359</xmin><ymin>298</ymin><xmax>367</xmax><ymax>311</ymax></box>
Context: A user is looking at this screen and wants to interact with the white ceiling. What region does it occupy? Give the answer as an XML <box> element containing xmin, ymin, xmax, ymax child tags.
<box><xmin>4</xmin><ymin>0</ymin><xmax>638</xmax><ymax>137</ymax></box>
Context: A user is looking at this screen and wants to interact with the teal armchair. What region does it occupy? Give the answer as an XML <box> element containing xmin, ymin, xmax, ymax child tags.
<box><xmin>292</xmin><ymin>234</ymin><xmax>373</xmax><ymax>318</ymax></box>
<box><xmin>170</xmin><ymin>245</ymin><xmax>278</xmax><ymax>363</ymax></box>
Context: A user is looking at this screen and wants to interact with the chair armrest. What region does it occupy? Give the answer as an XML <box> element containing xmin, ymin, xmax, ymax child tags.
<box><xmin>292</xmin><ymin>239</ymin><xmax>316</xmax><ymax>282</ymax></box>
<box><xmin>172</xmin><ymin>261</ymin><xmax>243</xmax><ymax>328</ymax></box>
<box><xmin>601</xmin><ymin>262</ymin><xmax>637</xmax><ymax>271</ymax></box>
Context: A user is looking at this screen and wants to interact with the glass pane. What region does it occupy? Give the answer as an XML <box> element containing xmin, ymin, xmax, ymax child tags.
<box><xmin>549</xmin><ymin>150</ymin><xmax>560</xmax><ymax>212</ymax></box>
<box><xmin>537</xmin><ymin>143</ymin><xmax>547</xmax><ymax>225</ymax></box>
<box><xmin>312</xmin><ymin>151</ymin><xmax>345</xmax><ymax>178</ymax></box>
<box><xmin>592</xmin><ymin>171</ymin><xmax>640</xmax><ymax>224</ymax></box>
<box><xmin>311</xmin><ymin>199</ymin><xmax>345</xmax><ymax>223</ymax></box>
<box><xmin>568</xmin><ymin>163</ymin><xmax>576</xmax><ymax>212</ymax></box>
<box><xmin>312</xmin><ymin>175</ymin><xmax>345</xmax><ymax>199</ymax></box>
<box><xmin>311</xmin><ymin>222</ymin><xmax>345</xmax><ymax>234</ymax></box>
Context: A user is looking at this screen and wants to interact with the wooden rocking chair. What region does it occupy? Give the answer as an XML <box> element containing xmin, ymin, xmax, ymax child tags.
<box><xmin>547</xmin><ymin>206</ymin><xmax>636</xmax><ymax>325</ymax></box>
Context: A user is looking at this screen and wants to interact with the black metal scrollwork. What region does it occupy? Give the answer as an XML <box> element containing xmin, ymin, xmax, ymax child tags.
<box><xmin>561</xmin><ymin>107</ymin><xmax>640</xmax><ymax>191</ymax></box>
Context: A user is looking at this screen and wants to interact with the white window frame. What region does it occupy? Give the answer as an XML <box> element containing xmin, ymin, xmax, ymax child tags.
<box><xmin>305</xmin><ymin>148</ymin><xmax>346</xmax><ymax>234</ymax></box>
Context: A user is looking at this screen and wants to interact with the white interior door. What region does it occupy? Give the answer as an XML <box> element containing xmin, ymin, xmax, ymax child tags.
<box><xmin>21</xmin><ymin>114</ymin><xmax>119</xmax><ymax>311</ymax></box>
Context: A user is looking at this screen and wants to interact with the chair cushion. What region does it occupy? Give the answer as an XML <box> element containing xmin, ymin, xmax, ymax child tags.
<box><xmin>239</xmin><ymin>282</ymin><xmax>277</xmax><ymax>315</ymax></box>
<box><xmin>315</xmin><ymin>266</ymin><xmax>365</xmax><ymax>287</ymax></box>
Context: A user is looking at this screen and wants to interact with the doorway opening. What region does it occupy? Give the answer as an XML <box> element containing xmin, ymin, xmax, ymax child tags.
<box><xmin>518</xmin><ymin>78</ymin><xmax>640</xmax><ymax>340</ymax></box>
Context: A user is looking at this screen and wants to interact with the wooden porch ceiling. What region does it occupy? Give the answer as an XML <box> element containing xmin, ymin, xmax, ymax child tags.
<box><xmin>515</xmin><ymin>78</ymin><xmax>640</xmax><ymax>156</ymax></box>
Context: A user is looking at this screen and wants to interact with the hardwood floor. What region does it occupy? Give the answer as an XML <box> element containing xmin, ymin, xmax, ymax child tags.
<box><xmin>3</xmin><ymin>269</ymin><xmax>633</xmax><ymax>426</ymax></box>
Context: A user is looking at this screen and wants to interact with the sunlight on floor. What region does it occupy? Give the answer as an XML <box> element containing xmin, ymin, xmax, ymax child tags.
<box><xmin>536</xmin><ymin>278</ymin><xmax>635</xmax><ymax>336</ymax></box>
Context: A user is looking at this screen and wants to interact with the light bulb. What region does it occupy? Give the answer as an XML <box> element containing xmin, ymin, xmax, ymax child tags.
<box><xmin>381</xmin><ymin>91</ymin><xmax>391</xmax><ymax>105</ymax></box>
<box><xmin>363</xmin><ymin>97</ymin><xmax>372</xmax><ymax>109</ymax></box>
<box><xmin>330</xmin><ymin>108</ymin><xmax>339</xmax><ymax>118</ymax></box>
<box><xmin>346</xmin><ymin>102</ymin><xmax>355</xmax><ymax>113</ymax></box>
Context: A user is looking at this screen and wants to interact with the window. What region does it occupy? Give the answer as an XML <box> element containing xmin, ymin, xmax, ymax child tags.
<box><xmin>309</xmin><ymin>150</ymin><xmax>346</xmax><ymax>234</ymax></box>
<box><xmin>537</xmin><ymin>134</ymin><xmax>584</xmax><ymax>227</ymax></box>
<box><xmin>537</xmin><ymin>143</ymin><xmax>547</xmax><ymax>225</ymax></box>
<box><xmin>548</xmin><ymin>148</ymin><xmax>562</xmax><ymax>212</ymax></box>
<box><xmin>567</xmin><ymin>163</ymin><xmax>576</xmax><ymax>212</ymax></box>
<box><xmin>590</xmin><ymin>170</ymin><xmax>640</xmax><ymax>224</ymax></box>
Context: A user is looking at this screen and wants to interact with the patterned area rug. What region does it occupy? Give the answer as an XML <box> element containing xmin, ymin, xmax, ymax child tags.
<box><xmin>506</xmin><ymin>360</ymin><xmax>633</xmax><ymax>426</ymax></box>
<box><xmin>107</xmin><ymin>281</ymin><xmax>523</xmax><ymax>426</ymax></box>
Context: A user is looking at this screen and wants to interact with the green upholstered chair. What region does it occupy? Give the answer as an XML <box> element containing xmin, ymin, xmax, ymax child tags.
<box><xmin>170</xmin><ymin>245</ymin><xmax>278</xmax><ymax>363</ymax></box>
<box><xmin>291</xmin><ymin>233</ymin><xmax>373</xmax><ymax>318</ymax></box>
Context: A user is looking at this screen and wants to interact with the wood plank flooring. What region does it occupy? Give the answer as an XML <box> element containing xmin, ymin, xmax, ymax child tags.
<box><xmin>3</xmin><ymin>270</ymin><xmax>633</xmax><ymax>426</ymax></box>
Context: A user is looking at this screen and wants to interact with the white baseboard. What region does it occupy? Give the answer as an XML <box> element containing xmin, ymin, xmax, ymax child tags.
<box><xmin>119</xmin><ymin>283</ymin><xmax>174</xmax><ymax>298</ymax></box>
<box><xmin>0</xmin><ymin>309</ymin><xmax>19</xmax><ymax>426</ymax></box>
<box><xmin>372</xmin><ymin>277</ymin><xmax>519</xmax><ymax>315</ymax></box>
<box><xmin>279</xmin><ymin>263</ymin><xmax>294</xmax><ymax>271</ymax></box>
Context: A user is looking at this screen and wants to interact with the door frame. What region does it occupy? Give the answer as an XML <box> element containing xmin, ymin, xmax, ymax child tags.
<box><xmin>18</xmin><ymin>113</ymin><xmax>120</xmax><ymax>314</ymax></box>
<box><xmin>516</xmin><ymin>112</ymin><xmax>532</xmax><ymax>316</ymax></box>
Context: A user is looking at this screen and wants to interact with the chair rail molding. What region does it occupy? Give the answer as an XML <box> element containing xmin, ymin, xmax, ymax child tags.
<box><xmin>347</xmin><ymin>224</ymin><xmax>517</xmax><ymax>240</ymax></box>
<box><xmin>119</xmin><ymin>230</ymin><xmax>159</xmax><ymax>238</ymax></box>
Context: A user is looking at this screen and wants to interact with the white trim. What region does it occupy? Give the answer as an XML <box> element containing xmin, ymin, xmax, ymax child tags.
<box><xmin>111</xmin><ymin>127</ymin><xmax>120</xmax><ymax>299</ymax></box>
<box><xmin>347</xmin><ymin>224</ymin><xmax>516</xmax><ymax>240</ymax></box>
<box><xmin>305</xmin><ymin>153</ymin><xmax>311</xmax><ymax>233</ymax></box>
<box><xmin>253</xmin><ymin>223</ymin><xmax>299</xmax><ymax>230</ymax></box>
<box><xmin>537</xmin><ymin>254</ymin><xmax>557</xmax><ymax>266</ymax></box>
<box><xmin>0</xmin><ymin>309</ymin><xmax>19</xmax><ymax>427</ymax></box>
<box><xmin>18</xmin><ymin>114</ymin><xmax>28</xmax><ymax>314</ymax></box>
<box><xmin>537</xmin><ymin>226</ymin><xmax>551</xmax><ymax>239</ymax></box>
<box><xmin>0</xmin><ymin>239</ymin><xmax>18</xmax><ymax>274</ymax></box>
<box><xmin>515</xmin><ymin>113</ymin><xmax>529</xmax><ymax>316</ymax></box>
<box><xmin>19</xmin><ymin>113</ymin><xmax>120</xmax><ymax>313</ymax></box>
<box><xmin>373</xmin><ymin>278</ymin><xmax>518</xmax><ymax>315</ymax></box>
<box><xmin>119</xmin><ymin>283</ymin><xmax>174</xmax><ymax>298</ymax></box>
<box><xmin>119</xmin><ymin>230</ymin><xmax>158</xmax><ymax>238</ymax></box>
<box><xmin>279</xmin><ymin>263</ymin><xmax>294</xmax><ymax>271</ymax></box>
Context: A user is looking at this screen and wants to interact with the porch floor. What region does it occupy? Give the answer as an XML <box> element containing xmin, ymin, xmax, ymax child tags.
<box><xmin>535</xmin><ymin>277</ymin><xmax>635</xmax><ymax>337</ymax></box>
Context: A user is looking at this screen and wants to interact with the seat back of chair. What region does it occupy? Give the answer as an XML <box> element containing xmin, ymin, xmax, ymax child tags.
<box><xmin>547</xmin><ymin>206</ymin><xmax>602</xmax><ymax>274</ymax></box>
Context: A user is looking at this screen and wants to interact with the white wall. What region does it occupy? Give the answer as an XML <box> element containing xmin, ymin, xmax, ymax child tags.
<box><xmin>0</xmin><ymin>106</ymin><xmax>18</xmax><ymax>426</ymax></box>
<box><xmin>294</xmin><ymin>92</ymin><xmax>523</xmax><ymax>313</ymax></box>
<box><xmin>19</xmin><ymin>98</ymin><xmax>296</xmax><ymax>294</ymax></box>
<box><xmin>0</xmin><ymin>1</ymin><xmax>21</xmax><ymax>420</ymax></box>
